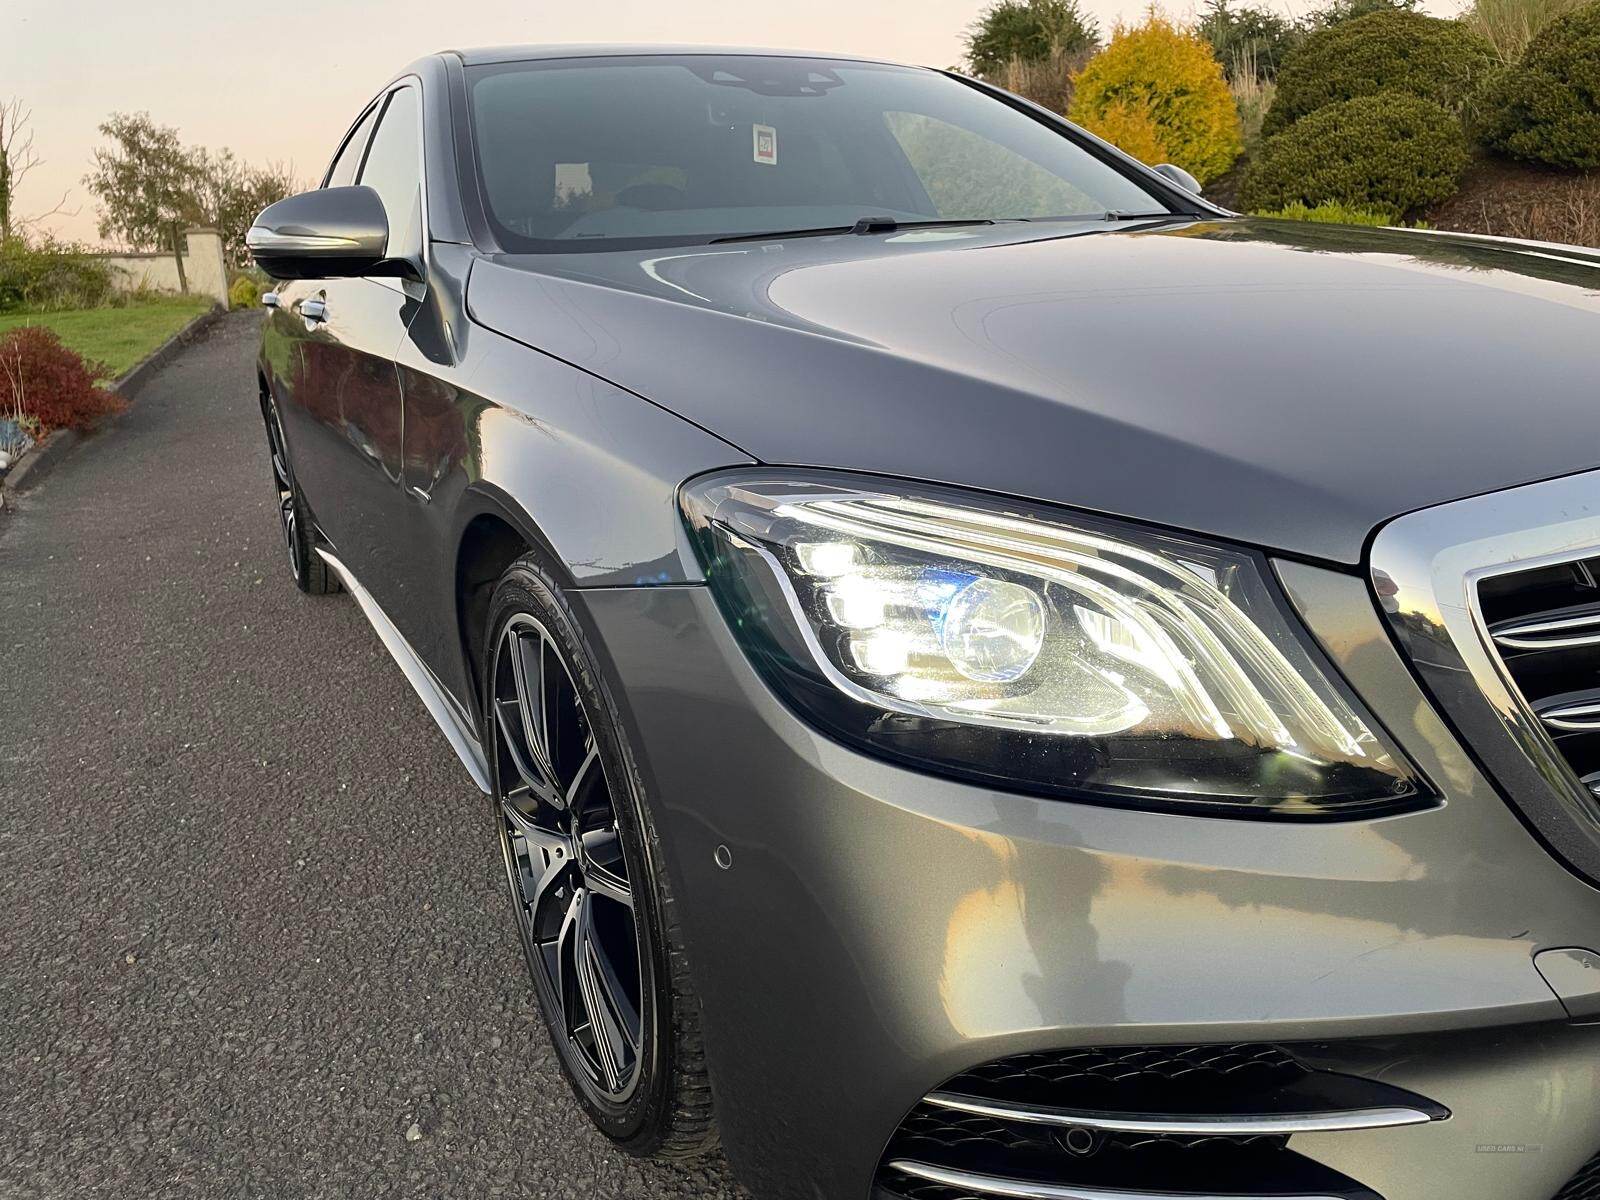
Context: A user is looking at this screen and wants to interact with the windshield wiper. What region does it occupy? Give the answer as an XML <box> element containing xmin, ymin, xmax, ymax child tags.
<box><xmin>710</xmin><ymin>217</ymin><xmax>995</xmax><ymax>245</ymax></box>
<box><xmin>1102</xmin><ymin>210</ymin><xmax>1192</xmax><ymax>221</ymax></box>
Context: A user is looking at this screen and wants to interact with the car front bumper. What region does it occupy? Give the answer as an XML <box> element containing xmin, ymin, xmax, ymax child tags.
<box><xmin>574</xmin><ymin>560</ymin><xmax>1600</xmax><ymax>1200</ymax></box>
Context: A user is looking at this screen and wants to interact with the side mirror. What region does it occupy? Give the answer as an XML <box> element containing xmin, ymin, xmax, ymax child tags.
<box><xmin>246</xmin><ymin>186</ymin><xmax>398</xmax><ymax>281</ymax></box>
<box><xmin>1152</xmin><ymin>163</ymin><xmax>1202</xmax><ymax>196</ymax></box>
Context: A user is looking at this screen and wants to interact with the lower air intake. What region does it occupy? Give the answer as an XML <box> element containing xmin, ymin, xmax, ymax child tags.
<box><xmin>874</xmin><ymin>1043</ymin><xmax>1449</xmax><ymax>1200</ymax></box>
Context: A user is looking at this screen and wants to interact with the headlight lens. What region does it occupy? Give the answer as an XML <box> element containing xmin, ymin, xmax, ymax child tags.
<box><xmin>681</xmin><ymin>472</ymin><xmax>1423</xmax><ymax>818</ymax></box>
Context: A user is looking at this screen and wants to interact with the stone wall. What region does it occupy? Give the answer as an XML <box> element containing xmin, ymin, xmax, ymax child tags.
<box><xmin>98</xmin><ymin>228</ymin><xmax>228</xmax><ymax>307</ymax></box>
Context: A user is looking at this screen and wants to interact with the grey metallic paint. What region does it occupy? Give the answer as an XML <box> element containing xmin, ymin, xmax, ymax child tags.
<box><xmin>575</xmin><ymin>568</ymin><xmax>1600</xmax><ymax>1199</ymax></box>
<box><xmin>467</xmin><ymin>220</ymin><xmax>1600</xmax><ymax>567</ymax></box>
<box><xmin>253</xmin><ymin>46</ymin><xmax>1600</xmax><ymax>1200</ymax></box>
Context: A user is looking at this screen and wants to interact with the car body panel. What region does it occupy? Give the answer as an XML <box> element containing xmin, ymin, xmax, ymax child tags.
<box><xmin>573</xmin><ymin>565</ymin><xmax>1600</xmax><ymax>1200</ymax></box>
<box><xmin>468</xmin><ymin>219</ymin><xmax>1600</xmax><ymax>566</ymax></box>
<box><xmin>262</xmin><ymin>275</ymin><xmax>415</xmax><ymax>607</ymax></box>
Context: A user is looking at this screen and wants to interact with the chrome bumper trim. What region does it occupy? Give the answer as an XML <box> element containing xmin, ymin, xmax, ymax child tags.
<box><xmin>886</xmin><ymin>1160</ymin><xmax>1350</xmax><ymax>1200</ymax></box>
<box><xmin>923</xmin><ymin>1091</ymin><xmax>1436</xmax><ymax>1135</ymax></box>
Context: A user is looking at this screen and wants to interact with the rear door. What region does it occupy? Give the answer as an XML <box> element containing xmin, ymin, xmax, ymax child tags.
<box><xmin>274</xmin><ymin>84</ymin><xmax>425</xmax><ymax>605</ymax></box>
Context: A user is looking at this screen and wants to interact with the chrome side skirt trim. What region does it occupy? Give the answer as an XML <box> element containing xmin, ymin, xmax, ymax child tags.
<box><xmin>317</xmin><ymin>548</ymin><xmax>491</xmax><ymax>793</ymax></box>
<box><xmin>923</xmin><ymin>1091</ymin><xmax>1436</xmax><ymax>1135</ymax></box>
<box><xmin>886</xmin><ymin>1161</ymin><xmax>1349</xmax><ymax>1200</ymax></box>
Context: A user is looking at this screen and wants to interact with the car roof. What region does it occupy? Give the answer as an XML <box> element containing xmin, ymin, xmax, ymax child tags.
<box><xmin>445</xmin><ymin>43</ymin><xmax>911</xmax><ymax>68</ymax></box>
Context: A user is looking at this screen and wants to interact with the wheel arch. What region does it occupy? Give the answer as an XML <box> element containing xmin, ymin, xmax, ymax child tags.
<box><xmin>452</xmin><ymin>485</ymin><xmax>571</xmax><ymax>709</ymax></box>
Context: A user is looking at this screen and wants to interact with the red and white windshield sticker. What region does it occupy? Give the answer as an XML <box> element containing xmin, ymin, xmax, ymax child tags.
<box><xmin>753</xmin><ymin>124</ymin><xmax>777</xmax><ymax>166</ymax></box>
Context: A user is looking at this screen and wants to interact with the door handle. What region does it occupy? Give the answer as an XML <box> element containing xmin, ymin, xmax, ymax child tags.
<box><xmin>261</xmin><ymin>291</ymin><xmax>280</xmax><ymax>308</ymax></box>
<box><xmin>300</xmin><ymin>297</ymin><xmax>329</xmax><ymax>325</ymax></box>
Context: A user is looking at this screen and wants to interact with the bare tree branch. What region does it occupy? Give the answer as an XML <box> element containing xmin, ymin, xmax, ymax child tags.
<box><xmin>1</xmin><ymin>97</ymin><xmax>75</xmax><ymax>240</ymax></box>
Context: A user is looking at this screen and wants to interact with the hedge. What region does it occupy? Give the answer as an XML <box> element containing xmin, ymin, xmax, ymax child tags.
<box><xmin>1474</xmin><ymin>0</ymin><xmax>1600</xmax><ymax>169</ymax></box>
<box><xmin>1241</xmin><ymin>92</ymin><xmax>1470</xmax><ymax>216</ymax></box>
<box><xmin>1262</xmin><ymin>10</ymin><xmax>1497</xmax><ymax>135</ymax></box>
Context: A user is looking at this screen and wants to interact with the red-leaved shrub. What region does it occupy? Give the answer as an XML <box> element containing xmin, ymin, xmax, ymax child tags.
<box><xmin>0</xmin><ymin>325</ymin><xmax>120</xmax><ymax>434</ymax></box>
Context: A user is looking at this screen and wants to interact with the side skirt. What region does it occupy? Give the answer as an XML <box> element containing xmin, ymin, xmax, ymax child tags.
<box><xmin>316</xmin><ymin>547</ymin><xmax>492</xmax><ymax>793</ymax></box>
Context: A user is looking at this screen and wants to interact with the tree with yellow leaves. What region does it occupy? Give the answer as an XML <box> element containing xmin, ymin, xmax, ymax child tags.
<box><xmin>1068</xmin><ymin>13</ymin><xmax>1244</xmax><ymax>184</ymax></box>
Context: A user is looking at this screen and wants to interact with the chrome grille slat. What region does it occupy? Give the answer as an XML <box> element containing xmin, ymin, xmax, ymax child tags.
<box><xmin>1491</xmin><ymin>605</ymin><xmax>1600</xmax><ymax>650</ymax></box>
<box><xmin>1539</xmin><ymin>697</ymin><xmax>1600</xmax><ymax>731</ymax></box>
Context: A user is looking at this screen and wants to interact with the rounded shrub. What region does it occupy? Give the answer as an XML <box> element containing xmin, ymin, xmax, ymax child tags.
<box><xmin>1474</xmin><ymin>1</ymin><xmax>1600</xmax><ymax>169</ymax></box>
<box><xmin>1240</xmin><ymin>92</ymin><xmax>1470</xmax><ymax>216</ymax></box>
<box><xmin>1068</xmin><ymin>14</ymin><xmax>1243</xmax><ymax>183</ymax></box>
<box><xmin>0</xmin><ymin>325</ymin><xmax>119</xmax><ymax>434</ymax></box>
<box><xmin>1077</xmin><ymin>101</ymin><xmax>1172</xmax><ymax>163</ymax></box>
<box><xmin>228</xmin><ymin>274</ymin><xmax>264</xmax><ymax>310</ymax></box>
<box><xmin>1262</xmin><ymin>10</ymin><xmax>1497</xmax><ymax>135</ymax></box>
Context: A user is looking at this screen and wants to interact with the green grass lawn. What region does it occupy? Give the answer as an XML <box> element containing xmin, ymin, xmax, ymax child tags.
<box><xmin>0</xmin><ymin>295</ymin><xmax>213</xmax><ymax>378</ymax></box>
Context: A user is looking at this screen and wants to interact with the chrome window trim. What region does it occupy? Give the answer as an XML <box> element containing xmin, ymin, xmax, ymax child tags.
<box><xmin>358</xmin><ymin>77</ymin><xmax>430</xmax><ymax>296</ymax></box>
<box><xmin>1370</xmin><ymin>468</ymin><xmax>1600</xmax><ymax>883</ymax></box>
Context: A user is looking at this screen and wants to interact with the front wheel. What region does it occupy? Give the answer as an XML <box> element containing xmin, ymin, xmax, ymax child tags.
<box><xmin>484</xmin><ymin>554</ymin><xmax>717</xmax><ymax>1157</ymax></box>
<box><xmin>258</xmin><ymin>388</ymin><xmax>336</xmax><ymax>596</ymax></box>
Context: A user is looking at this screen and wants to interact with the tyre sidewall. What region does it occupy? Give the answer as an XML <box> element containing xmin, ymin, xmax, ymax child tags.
<box><xmin>483</xmin><ymin>557</ymin><xmax>677</xmax><ymax>1151</ymax></box>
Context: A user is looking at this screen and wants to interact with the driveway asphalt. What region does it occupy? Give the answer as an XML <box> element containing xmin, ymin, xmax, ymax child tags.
<box><xmin>0</xmin><ymin>312</ymin><xmax>750</xmax><ymax>1199</ymax></box>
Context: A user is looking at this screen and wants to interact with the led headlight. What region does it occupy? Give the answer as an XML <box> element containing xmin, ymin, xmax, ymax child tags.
<box><xmin>681</xmin><ymin>472</ymin><xmax>1424</xmax><ymax>818</ymax></box>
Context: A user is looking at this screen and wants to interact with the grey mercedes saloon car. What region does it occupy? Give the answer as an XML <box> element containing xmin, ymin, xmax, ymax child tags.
<box><xmin>246</xmin><ymin>44</ymin><xmax>1600</xmax><ymax>1200</ymax></box>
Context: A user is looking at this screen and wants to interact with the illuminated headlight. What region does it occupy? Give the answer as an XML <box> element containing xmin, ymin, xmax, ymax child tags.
<box><xmin>680</xmin><ymin>472</ymin><xmax>1424</xmax><ymax>818</ymax></box>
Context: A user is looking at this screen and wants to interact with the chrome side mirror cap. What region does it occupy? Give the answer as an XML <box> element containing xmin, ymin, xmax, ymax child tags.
<box><xmin>246</xmin><ymin>186</ymin><xmax>396</xmax><ymax>281</ymax></box>
<box><xmin>1152</xmin><ymin>163</ymin><xmax>1203</xmax><ymax>195</ymax></box>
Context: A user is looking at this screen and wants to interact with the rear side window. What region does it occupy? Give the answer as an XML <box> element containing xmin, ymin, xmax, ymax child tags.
<box><xmin>358</xmin><ymin>86</ymin><xmax>423</xmax><ymax>259</ymax></box>
<box><xmin>326</xmin><ymin>105</ymin><xmax>378</xmax><ymax>188</ymax></box>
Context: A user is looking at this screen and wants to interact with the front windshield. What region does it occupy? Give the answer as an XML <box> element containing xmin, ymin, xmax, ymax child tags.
<box><xmin>465</xmin><ymin>55</ymin><xmax>1172</xmax><ymax>252</ymax></box>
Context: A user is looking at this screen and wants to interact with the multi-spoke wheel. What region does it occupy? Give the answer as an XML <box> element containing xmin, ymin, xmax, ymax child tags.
<box><xmin>257</xmin><ymin>387</ymin><xmax>336</xmax><ymax>595</ymax></box>
<box><xmin>485</xmin><ymin>555</ymin><xmax>717</xmax><ymax>1155</ymax></box>
<box><xmin>494</xmin><ymin>612</ymin><xmax>644</xmax><ymax>1100</ymax></box>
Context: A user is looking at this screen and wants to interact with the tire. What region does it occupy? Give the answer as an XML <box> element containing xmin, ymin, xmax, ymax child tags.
<box><xmin>483</xmin><ymin>553</ymin><xmax>717</xmax><ymax>1157</ymax></box>
<box><xmin>259</xmin><ymin>389</ymin><xmax>337</xmax><ymax>596</ymax></box>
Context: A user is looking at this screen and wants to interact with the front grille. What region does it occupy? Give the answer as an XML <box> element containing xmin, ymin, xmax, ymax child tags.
<box><xmin>1369</xmin><ymin>473</ymin><xmax>1600</xmax><ymax>886</ymax></box>
<box><xmin>1480</xmin><ymin>555</ymin><xmax>1600</xmax><ymax>799</ymax></box>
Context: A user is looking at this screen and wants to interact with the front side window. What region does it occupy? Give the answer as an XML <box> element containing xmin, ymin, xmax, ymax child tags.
<box><xmin>358</xmin><ymin>85</ymin><xmax>422</xmax><ymax>259</ymax></box>
<box><xmin>466</xmin><ymin>55</ymin><xmax>1169</xmax><ymax>252</ymax></box>
<box><xmin>325</xmin><ymin>104</ymin><xmax>378</xmax><ymax>189</ymax></box>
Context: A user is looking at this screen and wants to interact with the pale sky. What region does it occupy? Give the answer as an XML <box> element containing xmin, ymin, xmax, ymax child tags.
<box><xmin>6</xmin><ymin>0</ymin><xmax>1457</xmax><ymax>245</ymax></box>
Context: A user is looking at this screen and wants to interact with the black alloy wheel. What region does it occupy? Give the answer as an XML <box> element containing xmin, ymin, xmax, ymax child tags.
<box><xmin>258</xmin><ymin>388</ymin><xmax>336</xmax><ymax>595</ymax></box>
<box><xmin>484</xmin><ymin>556</ymin><xmax>717</xmax><ymax>1155</ymax></box>
<box><xmin>493</xmin><ymin>608</ymin><xmax>645</xmax><ymax>1101</ymax></box>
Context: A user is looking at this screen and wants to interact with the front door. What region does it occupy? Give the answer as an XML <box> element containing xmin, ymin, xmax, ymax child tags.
<box><xmin>271</xmin><ymin>82</ymin><xmax>426</xmax><ymax>610</ymax></box>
